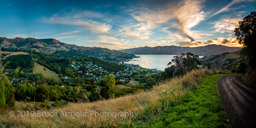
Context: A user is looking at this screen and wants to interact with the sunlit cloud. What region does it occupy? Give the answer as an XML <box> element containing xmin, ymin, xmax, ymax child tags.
<box><xmin>87</xmin><ymin>36</ymin><xmax>134</xmax><ymax>50</ymax></box>
<box><xmin>173</xmin><ymin>0</ymin><xmax>205</xmax><ymax>41</ymax></box>
<box><xmin>30</xmin><ymin>0</ymin><xmax>255</xmax><ymax>49</ymax></box>
<box><xmin>88</xmin><ymin>40</ymin><xmax>130</xmax><ymax>48</ymax></box>
<box><xmin>213</xmin><ymin>17</ymin><xmax>242</xmax><ymax>33</ymax></box>
<box><xmin>171</xmin><ymin>34</ymin><xmax>184</xmax><ymax>40</ymax></box>
<box><xmin>120</xmin><ymin>21</ymin><xmax>154</xmax><ymax>41</ymax></box>
<box><xmin>129</xmin><ymin>0</ymin><xmax>206</xmax><ymax>41</ymax></box>
<box><xmin>178</xmin><ymin>37</ymin><xmax>243</xmax><ymax>47</ymax></box>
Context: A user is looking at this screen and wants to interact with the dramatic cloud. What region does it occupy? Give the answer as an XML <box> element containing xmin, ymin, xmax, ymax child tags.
<box><xmin>171</xmin><ymin>34</ymin><xmax>184</xmax><ymax>40</ymax></box>
<box><xmin>35</xmin><ymin>0</ymin><xmax>255</xmax><ymax>49</ymax></box>
<box><xmin>43</xmin><ymin>16</ymin><xmax>111</xmax><ymax>34</ymax></box>
<box><xmin>120</xmin><ymin>22</ymin><xmax>152</xmax><ymax>40</ymax></box>
<box><xmin>173</xmin><ymin>0</ymin><xmax>205</xmax><ymax>41</ymax></box>
<box><xmin>178</xmin><ymin>37</ymin><xmax>243</xmax><ymax>47</ymax></box>
<box><xmin>213</xmin><ymin>17</ymin><xmax>242</xmax><ymax>33</ymax></box>
<box><xmin>127</xmin><ymin>0</ymin><xmax>206</xmax><ymax>41</ymax></box>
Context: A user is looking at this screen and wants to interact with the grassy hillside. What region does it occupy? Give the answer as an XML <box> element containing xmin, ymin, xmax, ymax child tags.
<box><xmin>1</xmin><ymin>51</ymin><xmax>28</xmax><ymax>59</ymax></box>
<box><xmin>0</xmin><ymin>37</ymin><xmax>135</xmax><ymax>61</ymax></box>
<box><xmin>33</xmin><ymin>63</ymin><xmax>60</xmax><ymax>81</ymax></box>
<box><xmin>0</xmin><ymin>69</ymin><xmax>228</xmax><ymax>127</ymax></box>
<box><xmin>201</xmin><ymin>52</ymin><xmax>243</xmax><ymax>69</ymax></box>
<box><xmin>133</xmin><ymin>74</ymin><xmax>229</xmax><ymax>127</ymax></box>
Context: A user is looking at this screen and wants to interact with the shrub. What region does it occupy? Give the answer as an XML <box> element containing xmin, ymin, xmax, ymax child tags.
<box><xmin>51</xmin><ymin>100</ymin><xmax>68</xmax><ymax>108</ymax></box>
<box><xmin>0</xmin><ymin>83</ymin><xmax>6</xmax><ymax>108</ymax></box>
<box><xmin>144</xmin><ymin>77</ymin><xmax>156</xmax><ymax>89</ymax></box>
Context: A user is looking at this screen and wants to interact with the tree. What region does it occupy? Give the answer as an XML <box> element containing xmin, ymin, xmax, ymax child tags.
<box><xmin>89</xmin><ymin>87</ymin><xmax>101</xmax><ymax>101</ymax></box>
<box><xmin>26</xmin><ymin>83</ymin><xmax>35</xmax><ymax>100</ymax></box>
<box><xmin>100</xmin><ymin>74</ymin><xmax>115</xmax><ymax>99</ymax></box>
<box><xmin>0</xmin><ymin>83</ymin><xmax>6</xmax><ymax>108</ymax></box>
<box><xmin>144</xmin><ymin>77</ymin><xmax>156</xmax><ymax>89</ymax></box>
<box><xmin>0</xmin><ymin>74</ymin><xmax>15</xmax><ymax>108</ymax></box>
<box><xmin>164</xmin><ymin>53</ymin><xmax>201</xmax><ymax>77</ymax></box>
<box><xmin>16</xmin><ymin>84</ymin><xmax>27</xmax><ymax>100</ymax></box>
<box><xmin>35</xmin><ymin>85</ymin><xmax>49</xmax><ymax>101</ymax></box>
<box><xmin>234</xmin><ymin>12</ymin><xmax>256</xmax><ymax>84</ymax></box>
<box><xmin>235</xmin><ymin>12</ymin><xmax>256</xmax><ymax>66</ymax></box>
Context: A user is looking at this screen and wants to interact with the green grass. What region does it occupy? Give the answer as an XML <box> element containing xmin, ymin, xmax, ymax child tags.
<box><xmin>136</xmin><ymin>68</ymin><xmax>149</xmax><ymax>72</ymax></box>
<box><xmin>131</xmin><ymin>74</ymin><xmax>229</xmax><ymax>128</ymax></box>
<box><xmin>33</xmin><ymin>63</ymin><xmax>60</xmax><ymax>81</ymax></box>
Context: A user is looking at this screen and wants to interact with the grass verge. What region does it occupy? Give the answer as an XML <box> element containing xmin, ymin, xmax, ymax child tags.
<box><xmin>131</xmin><ymin>74</ymin><xmax>229</xmax><ymax>127</ymax></box>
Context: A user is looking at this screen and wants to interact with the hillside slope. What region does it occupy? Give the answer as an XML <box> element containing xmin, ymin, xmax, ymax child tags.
<box><xmin>201</xmin><ymin>51</ymin><xmax>244</xmax><ymax>69</ymax></box>
<box><xmin>0</xmin><ymin>69</ymin><xmax>228</xmax><ymax>127</ymax></box>
<box><xmin>33</xmin><ymin>63</ymin><xmax>60</xmax><ymax>81</ymax></box>
<box><xmin>120</xmin><ymin>45</ymin><xmax>241</xmax><ymax>56</ymax></box>
<box><xmin>0</xmin><ymin>37</ymin><xmax>135</xmax><ymax>60</ymax></box>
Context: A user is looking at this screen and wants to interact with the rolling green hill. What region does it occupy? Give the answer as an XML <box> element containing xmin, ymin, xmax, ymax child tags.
<box><xmin>201</xmin><ymin>51</ymin><xmax>245</xmax><ymax>70</ymax></box>
<box><xmin>33</xmin><ymin>63</ymin><xmax>60</xmax><ymax>81</ymax></box>
<box><xmin>0</xmin><ymin>37</ymin><xmax>135</xmax><ymax>61</ymax></box>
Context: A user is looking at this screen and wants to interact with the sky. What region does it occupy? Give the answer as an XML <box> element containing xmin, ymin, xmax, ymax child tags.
<box><xmin>0</xmin><ymin>0</ymin><xmax>255</xmax><ymax>49</ymax></box>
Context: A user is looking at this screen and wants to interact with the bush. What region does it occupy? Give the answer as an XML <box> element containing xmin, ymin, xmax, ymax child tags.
<box><xmin>114</xmin><ymin>88</ymin><xmax>135</xmax><ymax>97</ymax></box>
<box><xmin>144</xmin><ymin>77</ymin><xmax>156</xmax><ymax>89</ymax></box>
<box><xmin>0</xmin><ymin>83</ymin><xmax>6</xmax><ymax>108</ymax></box>
<box><xmin>51</xmin><ymin>100</ymin><xmax>68</xmax><ymax>108</ymax></box>
<box><xmin>35</xmin><ymin>85</ymin><xmax>49</xmax><ymax>101</ymax></box>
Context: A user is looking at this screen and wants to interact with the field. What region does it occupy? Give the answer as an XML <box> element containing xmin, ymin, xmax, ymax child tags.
<box><xmin>0</xmin><ymin>69</ymin><xmax>229</xmax><ymax>127</ymax></box>
<box><xmin>33</xmin><ymin>63</ymin><xmax>60</xmax><ymax>81</ymax></box>
<box><xmin>1</xmin><ymin>52</ymin><xmax>29</xmax><ymax>59</ymax></box>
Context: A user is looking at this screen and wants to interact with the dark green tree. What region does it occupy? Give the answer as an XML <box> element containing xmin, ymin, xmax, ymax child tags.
<box><xmin>0</xmin><ymin>74</ymin><xmax>15</xmax><ymax>108</ymax></box>
<box><xmin>144</xmin><ymin>77</ymin><xmax>156</xmax><ymax>89</ymax></box>
<box><xmin>234</xmin><ymin>12</ymin><xmax>256</xmax><ymax>84</ymax></box>
<box><xmin>100</xmin><ymin>74</ymin><xmax>115</xmax><ymax>99</ymax></box>
<box><xmin>164</xmin><ymin>53</ymin><xmax>201</xmax><ymax>78</ymax></box>
<box><xmin>16</xmin><ymin>84</ymin><xmax>27</xmax><ymax>100</ymax></box>
<box><xmin>35</xmin><ymin>85</ymin><xmax>49</xmax><ymax>101</ymax></box>
<box><xmin>235</xmin><ymin>12</ymin><xmax>256</xmax><ymax>67</ymax></box>
<box><xmin>0</xmin><ymin>83</ymin><xmax>6</xmax><ymax>108</ymax></box>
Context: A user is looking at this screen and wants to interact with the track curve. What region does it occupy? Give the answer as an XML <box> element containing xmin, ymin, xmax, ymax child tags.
<box><xmin>217</xmin><ymin>75</ymin><xmax>256</xmax><ymax>128</ymax></box>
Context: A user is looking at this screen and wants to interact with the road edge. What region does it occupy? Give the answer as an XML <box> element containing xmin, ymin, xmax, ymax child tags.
<box><xmin>217</xmin><ymin>75</ymin><xmax>241</xmax><ymax>128</ymax></box>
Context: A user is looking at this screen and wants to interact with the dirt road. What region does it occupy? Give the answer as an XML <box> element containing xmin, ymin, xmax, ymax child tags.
<box><xmin>217</xmin><ymin>76</ymin><xmax>256</xmax><ymax>128</ymax></box>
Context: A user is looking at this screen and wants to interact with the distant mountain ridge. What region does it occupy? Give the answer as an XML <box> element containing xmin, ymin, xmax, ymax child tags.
<box><xmin>120</xmin><ymin>45</ymin><xmax>242</xmax><ymax>56</ymax></box>
<box><xmin>0</xmin><ymin>37</ymin><xmax>134</xmax><ymax>60</ymax></box>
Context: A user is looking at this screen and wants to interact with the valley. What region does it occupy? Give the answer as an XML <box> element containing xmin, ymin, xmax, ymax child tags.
<box><xmin>0</xmin><ymin>1</ymin><xmax>256</xmax><ymax>127</ymax></box>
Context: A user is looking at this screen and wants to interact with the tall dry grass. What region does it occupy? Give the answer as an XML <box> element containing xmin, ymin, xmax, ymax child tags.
<box><xmin>0</xmin><ymin>69</ymin><xmax>225</xmax><ymax>127</ymax></box>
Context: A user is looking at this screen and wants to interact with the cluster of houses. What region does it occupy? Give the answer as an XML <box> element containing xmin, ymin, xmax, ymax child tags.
<box><xmin>63</xmin><ymin>61</ymin><xmax>160</xmax><ymax>85</ymax></box>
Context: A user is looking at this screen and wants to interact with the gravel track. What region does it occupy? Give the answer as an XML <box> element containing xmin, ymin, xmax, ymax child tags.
<box><xmin>217</xmin><ymin>76</ymin><xmax>256</xmax><ymax>128</ymax></box>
